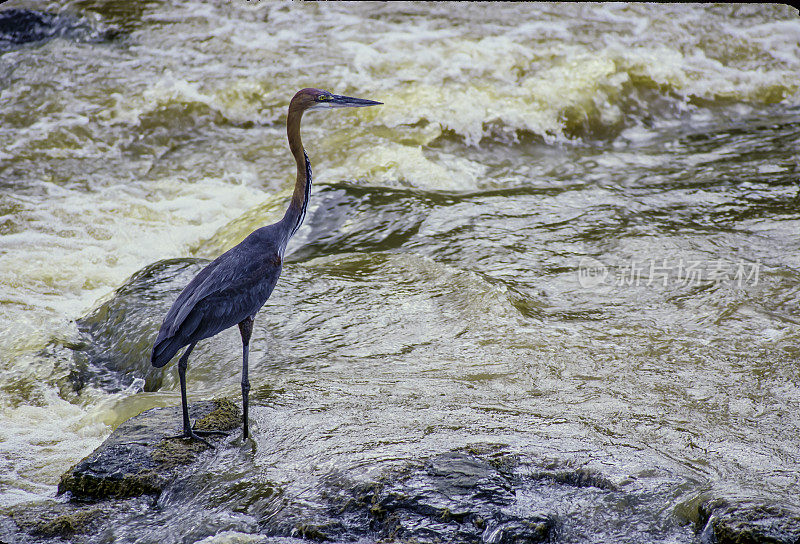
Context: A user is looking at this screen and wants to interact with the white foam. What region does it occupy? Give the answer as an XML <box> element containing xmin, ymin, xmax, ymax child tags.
<box><xmin>0</xmin><ymin>383</ymin><xmax>108</xmax><ymax>506</ymax></box>
<box><xmin>0</xmin><ymin>178</ymin><xmax>265</xmax><ymax>358</ymax></box>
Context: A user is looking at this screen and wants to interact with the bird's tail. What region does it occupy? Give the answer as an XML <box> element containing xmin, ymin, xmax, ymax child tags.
<box><xmin>151</xmin><ymin>334</ymin><xmax>185</xmax><ymax>368</ymax></box>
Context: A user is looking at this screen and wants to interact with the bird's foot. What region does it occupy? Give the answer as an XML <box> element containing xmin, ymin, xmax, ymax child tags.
<box><xmin>164</xmin><ymin>429</ymin><xmax>216</xmax><ymax>448</ymax></box>
<box><xmin>192</xmin><ymin>419</ymin><xmax>228</xmax><ymax>437</ymax></box>
<box><xmin>166</xmin><ymin>424</ymin><xmax>227</xmax><ymax>448</ymax></box>
<box><xmin>192</xmin><ymin>429</ymin><xmax>228</xmax><ymax>437</ymax></box>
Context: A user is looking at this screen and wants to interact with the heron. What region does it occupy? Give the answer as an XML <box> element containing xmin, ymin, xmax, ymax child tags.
<box><xmin>151</xmin><ymin>88</ymin><xmax>382</xmax><ymax>445</ymax></box>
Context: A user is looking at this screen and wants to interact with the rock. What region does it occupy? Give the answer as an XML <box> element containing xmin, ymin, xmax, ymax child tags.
<box><xmin>368</xmin><ymin>452</ymin><xmax>554</xmax><ymax>543</ymax></box>
<box><xmin>68</xmin><ymin>258</ymin><xmax>209</xmax><ymax>393</ymax></box>
<box><xmin>699</xmin><ymin>498</ymin><xmax>800</xmax><ymax>544</ymax></box>
<box><xmin>5</xmin><ymin>498</ymin><xmax>148</xmax><ymax>540</ymax></box>
<box><xmin>13</xmin><ymin>426</ymin><xmax>800</xmax><ymax>544</ymax></box>
<box><xmin>0</xmin><ymin>9</ymin><xmax>65</xmax><ymax>47</ymax></box>
<box><xmin>530</xmin><ymin>466</ymin><xmax>617</xmax><ymax>491</ymax></box>
<box><xmin>0</xmin><ymin>9</ymin><xmax>112</xmax><ymax>51</ymax></box>
<box><xmin>270</xmin><ymin>451</ymin><xmax>555</xmax><ymax>543</ymax></box>
<box><xmin>58</xmin><ymin>398</ymin><xmax>240</xmax><ymax>501</ymax></box>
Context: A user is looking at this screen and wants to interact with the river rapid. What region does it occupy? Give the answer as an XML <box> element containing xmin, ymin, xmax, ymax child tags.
<box><xmin>1</xmin><ymin>2</ymin><xmax>799</xmax><ymax>543</ymax></box>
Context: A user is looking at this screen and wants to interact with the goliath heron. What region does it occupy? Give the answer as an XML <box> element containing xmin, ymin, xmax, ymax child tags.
<box><xmin>151</xmin><ymin>88</ymin><xmax>382</xmax><ymax>444</ymax></box>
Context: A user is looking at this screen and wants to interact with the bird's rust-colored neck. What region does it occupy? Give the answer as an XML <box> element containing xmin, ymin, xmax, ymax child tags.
<box><xmin>287</xmin><ymin>107</ymin><xmax>306</xmax><ymax>200</ymax></box>
<box><xmin>284</xmin><ymin>104</ymin><xmax>312</xmax><ymax>238</ymax></box>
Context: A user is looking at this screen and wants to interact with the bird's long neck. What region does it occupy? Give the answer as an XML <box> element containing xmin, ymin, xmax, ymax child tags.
<box><xmin>282</xmin><ymin>108</ymin><xmax>312</xmax><ymax>240</ymax></box>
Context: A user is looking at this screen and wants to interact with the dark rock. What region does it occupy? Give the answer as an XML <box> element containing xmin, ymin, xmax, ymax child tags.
<box><xmin>275</xmin><ymin>451</ymin><xmax>555</xmax><ymax>543</ymax></box>
<box><xmin>530</xmin><ymin>466</ymin><xmax>617</xmax><ymax>491</ymax></box>
<box><xmin>369</xmin><ymin>452</ymin><xmax>554</xmax><ymax>543</ymax></box>
<box><xmin>68</xmin><ymin>258</ymin><xmax>209</xmax><ymax>393</ymax></box>
<box><xmin>0</xmin><ymin>9</ymin><xmax>112</xmax><ymax>52</ymax></box>
<box><xmin>481</xmin><ymin>515</ymin><xmax>554</xmax><ymax>544</ymax></box>
<box><xmin>10</xmin><ymin>502</ymin><xmax>102</xmax><ymax>538</ymax></box>
<box><xmin>58</xmin><ymin>398</ymin><xmax>240</xmax><ymax>501</ymax></box>
<box><xmin>4</xmin><ymin>497</ymin><xmax>148</xmax><ymax>540</ymax></box>
<box><xmin>18</xmin><ymin>425</ymin><xmax>800</xmax><ymax>544</ymax></box>
<box><xmin>0</xmin><ymin>9</ymin><xmax>64</xmax><ymax>46</ymax></box>
<box><xmin>699</xmin><ymin>498</ymin><xmax>800</xmax><ymax>544</ymax></box>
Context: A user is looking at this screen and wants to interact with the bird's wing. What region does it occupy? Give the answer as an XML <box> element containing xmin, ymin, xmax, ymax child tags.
<box><xmin>186</xmin><ymin>254</ymin><xmax>283</xmax><ymax>340</ymax></box>
<box><xmin>156</xmin><ymin>237</ymin><xmax>283</xmax><ymax>345</ymax></box>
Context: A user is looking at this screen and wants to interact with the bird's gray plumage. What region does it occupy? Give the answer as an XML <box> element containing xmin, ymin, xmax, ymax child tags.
<box><xmin>152</xmin><ymin>225</ymin><xmax>284</xmax><ymax>368</ymax></box>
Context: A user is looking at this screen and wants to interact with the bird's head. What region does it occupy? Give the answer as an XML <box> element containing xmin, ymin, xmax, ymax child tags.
<box><xmin>290</xmin><ymin>88</ymin><xmax>382</xmax><ymax>113</ymax></box>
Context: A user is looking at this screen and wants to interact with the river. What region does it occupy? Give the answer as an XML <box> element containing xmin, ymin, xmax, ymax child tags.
<box><xmin>1</xmin><ymin>2</ymin><xmax>799</xmax><ymax>543</ymax></box>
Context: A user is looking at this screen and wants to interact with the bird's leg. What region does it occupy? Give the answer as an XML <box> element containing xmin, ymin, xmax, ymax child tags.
<box><xmin>164</xmin><ymin>343</ymin><xmax>223</xmax><ymax>447</ymax></box>
<box><xmin>177</xmin><ymin>343</ymin><xmax>195</xmax><ymax>437</ymax></box>
<box><xmin>238</xmin><ymin>317</ymin><xmax>254</xmax><ymax>439</ymax></box>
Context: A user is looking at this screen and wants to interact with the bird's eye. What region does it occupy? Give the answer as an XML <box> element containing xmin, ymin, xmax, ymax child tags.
<box><xmin>318</xmin><ymin>94</ymin><xmax>331</xmax><ymax>101</ymax></box>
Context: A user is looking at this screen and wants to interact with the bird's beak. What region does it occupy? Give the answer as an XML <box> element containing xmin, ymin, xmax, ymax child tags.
<box><xmin>310</xmin><ymin>94</ymin><xmax>383</xmax><ymax>110</ymax></box>
<box><xmin>329</xmin><ymin>94</ymin><xmax>383</xmax><ymax>108</ymax></box>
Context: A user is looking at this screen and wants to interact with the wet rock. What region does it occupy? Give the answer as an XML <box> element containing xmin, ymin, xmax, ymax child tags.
<box><xmin>0</xmin><ymin>9</ymin><xmax>65</xmax><ymax>47</ymax></box>
<box><xmin>369</xmin><ymin>452</ymin><xmax>554</xmax><ymax>543</ymax></box>
<box><xmin>68</xmin><ymin>258</ymin><xmax>209</xmax><ymax>393</ymax></box>
<box><xmin>271</xmin><ymin>451</ymin><xmax>555</xmax><ymax>543</ymax></box>
<box><xmin>699</xmin><ymin>499</ymin><xmax>800</xmax><ymax>544</ymax></box>
<box><xmin>58</xmin><ymin>398</ymin><xmax>239</xmax><ymax>501</ymax></box>
<box><xmin>4</xmin><ymin>498</ymin><xmax>148</xmax><ymax>540</ymax></box>
<box><xmin>529</xmin><ymin>466</ymin><xmax>617</xmax><ymax>491</ymax></box>
<box><xmin>0</xmin><ymin>9</ymin><xmax>112</xmax><ymax>51</ymax></box>
<box><xmin>16</xmin><ymin>432</ymin><xmax>800</xmax><ymax>544</ymax></box>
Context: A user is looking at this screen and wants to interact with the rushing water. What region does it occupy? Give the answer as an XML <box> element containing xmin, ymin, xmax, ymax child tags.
<box><xmin>1</xmin><ymin>2</ymin><xmax>799</xmax><ymax>542</ymax></box>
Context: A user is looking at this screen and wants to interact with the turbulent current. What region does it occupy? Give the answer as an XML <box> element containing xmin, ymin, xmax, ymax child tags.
<box><xmin>1</xmin><ymin>2</ymin><xmax>799</xmax><ymax>543</ymax></box>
